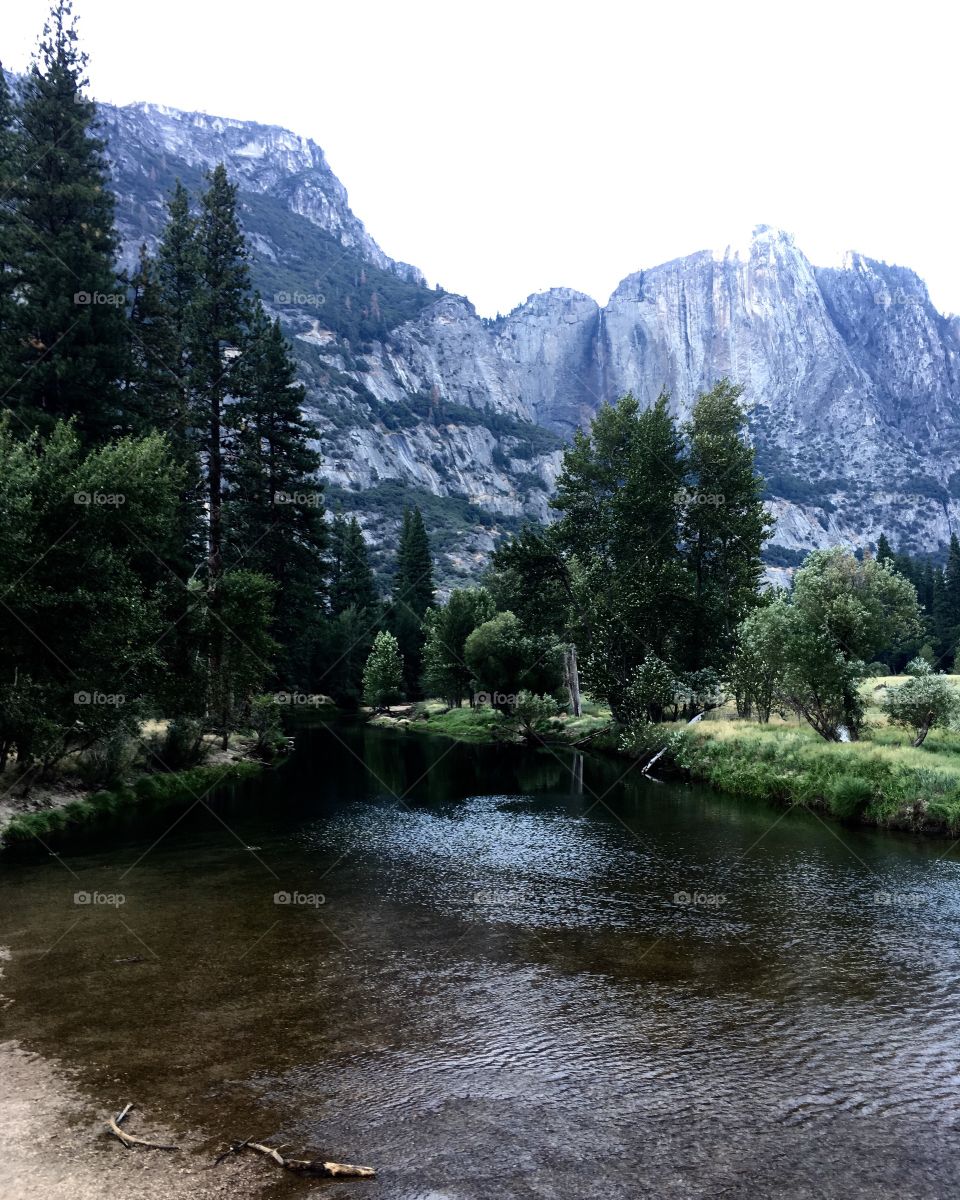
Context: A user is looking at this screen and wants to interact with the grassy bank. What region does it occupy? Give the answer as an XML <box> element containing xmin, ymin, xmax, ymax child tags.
<box><xmin>1</xmin><ymin>760</ymin><xmax>265</xmax><ymax>848</ymax></box>
<box><xmin>369</xmin><ymin>681</ymin><xmax>960</xmax><ymax>837</ymax></box>
<box><xmin>368</xmin><ymin>699</ymin><xmax>613</xmax><ymax>745</ymax></box>
<box><xmin>679</xmin><ymin>718</ymin><xmax>960</xmax><ymax>834</ymax></box>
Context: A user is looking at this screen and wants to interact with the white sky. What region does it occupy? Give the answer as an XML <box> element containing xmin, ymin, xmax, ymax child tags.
<box><xmin>4</xmin><ymin>0</ymin><xmax>958</xmax><ymax>317</ymax></box>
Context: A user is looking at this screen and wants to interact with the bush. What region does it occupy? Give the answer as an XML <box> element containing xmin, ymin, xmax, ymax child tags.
<box><xmin>76</xmin><ymin>733</ymin><xmax>138</xmax><ymax>790</ymax></box>
<box><xmin>143</xmin><ymin>719</ymin><xmax>209</xmax><ymax>771</ymax></box>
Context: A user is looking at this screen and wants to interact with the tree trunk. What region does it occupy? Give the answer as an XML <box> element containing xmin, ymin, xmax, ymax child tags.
<box><xmin>564</xmin><ymin>644</ymin><xmax>582</xmax><ymax>717</ymax></box>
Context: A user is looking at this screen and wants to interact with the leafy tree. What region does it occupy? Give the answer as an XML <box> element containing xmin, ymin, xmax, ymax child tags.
<box><xmin>511</xmin><ymin>691</ymin><xmax>558</xmax><ymax>743</ymax></box>
<box><xmin>206</xmin><ymin>569</ymin><xmax>278</xmax><ymax>744</ymax></box>
<box><xmin>880</xmin><ymin>658</ymin><xmax>960</xmax><ymax>747</ymax></box>
<box><xmin>0</xmin><ymin>419</ymin><xmax>182</xmax><ymax>776</ymax></box>
<box><xmin>363</xmin><ymin>630</ymin><xmax>404</xmax><ymax>710</ymax></box>
<box><xmin>12</xmin><ymin>1</ymin><xmax>130</xmax><ymax>442</ymax></box>
<box><xmin>622</xmin><ymin>655</ymin><xmax>684</xmax><ymax>724</ymax></box>
<box><xmin>729</xmin><ymin>597</ymin><xmax>791</xmax><ymax>722</ymax></box>
<box><xmin>464</xmin><ymin>611</ymin><xmax>563</xmax><ymax>709</ymax></box>
<box><xmin>779</xmin><ymin>549</ymin><xmax>921</xmax><ymax>740</ymax></box>
<box><xmin>421</xmin><ymin>587</ymin><xmax>496</xmax><ymax>706</ymax></box>
<box><xmin>679</xmin><ymin>380</ymin><xmax>773</xmax><ymax>673</ymax></box>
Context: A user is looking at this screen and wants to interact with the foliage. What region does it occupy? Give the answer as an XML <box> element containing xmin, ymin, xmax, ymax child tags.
<box><xmin>363</xmin><ymin>631</ymin><xmax>404</xmax><ymax>710</ymax></box>
<box><xmin>511</xmin><ymin>690</ymin><xmax>559</xmax><ymax>742</ymax></box>
<box><xmin>881</xmin><ymin>658</ymin><xmax>960</xmax><ymax>747</ymax></box>
<box><xmin>421</xmin><ymin>588</ymin><xmax>496</xmax><ymax>706</ymax></box>
<box><xmin>464</xmin><ymin>611</ymin><xmax>564</xmax><ymax>708</ymax></box>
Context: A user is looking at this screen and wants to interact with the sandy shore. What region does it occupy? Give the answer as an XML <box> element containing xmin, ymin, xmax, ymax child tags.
<box><xmin>0</xmin><ymin>1041</ymin><xmax>285</xmax><ymax>1200</ymax></box>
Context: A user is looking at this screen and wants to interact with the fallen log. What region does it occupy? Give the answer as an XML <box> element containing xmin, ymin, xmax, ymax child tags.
<box><xmin>222</xmin><ymin>1138</ymin><xmax>375</xmax><ymax>1178</ymax></box>
<box><xmin>107</xmin><ymin>1102</ymin><xmax>180</xmax><ymax>1151</ymax></box>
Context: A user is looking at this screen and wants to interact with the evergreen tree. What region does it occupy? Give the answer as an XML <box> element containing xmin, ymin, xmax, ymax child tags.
<box><xmin>680</xmin><ymin>380</ymin><xmax>773</xmax><ymax>673</ymax></box>
<box><xmin>127</xmin><ymin>182</ymin><xmax>199</xmax><ymax>447</ymax></box>
<box><xmin>329</xmin><ymin>514</ymin><xmax>378</xmax><ymax>615</ymax></box>
<box><xmin>944</xmin><ymin>533</ymin><xmax>960</xmax><ymax>637</ymax></box>
<box><xmin>12</xmin><ymin>2</ymin><xmax>130</xmax><ymax>441</ymax></box>
<box><xmin>390</xmin><ymin>506</ymin><xmax>435</xmax><ymax>695</ymax></box>
<box><xmin>422</xmin><ymin>588</ymin><xmax>496</xmax><ymax>706</ymax></box>
<box><xmin>551</xmin><ymin>393</ymin><xmax>689</xmax><ymax>722</ymax></box>
<box><xmin>876</xmin><ymin>533</ymin><xmax>895</xmax><ymax>567</ymax></box>
<box><xmin>0</xmin><ymin>64</ymin><xmax>20</xmax><ymax>399</ymax></box>
<box><xmin>226</xmin><ymin>299</ymin><xmax>327</xmax><ymax>685</ymax></box>
<box><xmin>191</xmin><ymin>164</ymin><xmax>252</xmax><ymax>743</ymax></box>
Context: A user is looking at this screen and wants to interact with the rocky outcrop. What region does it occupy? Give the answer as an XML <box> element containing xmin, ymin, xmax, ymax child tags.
<box><xmin>97</xmin><ymin>99</ymin><xmax>960</xmax><ymax>573</ymax></box>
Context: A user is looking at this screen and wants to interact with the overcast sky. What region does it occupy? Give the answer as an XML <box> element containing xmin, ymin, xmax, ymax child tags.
<box><xmin>4</xmin><ymin>0</ymin><xmax>957</xmax><ymax>316</ymax></box>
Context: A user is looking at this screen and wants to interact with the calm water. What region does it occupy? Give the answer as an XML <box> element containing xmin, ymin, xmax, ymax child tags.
<box><xmin>3</xmin><ymin>720</ymin><xmax>960</xmax><ymax>1198</ymax></box>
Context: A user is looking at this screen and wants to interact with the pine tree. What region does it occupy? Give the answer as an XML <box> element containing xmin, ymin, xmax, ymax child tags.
<box><xmin>226</xmin><ymin>299</ymin><xmax>327</xmax><ymax>685</ymax></box>
<box><xmin>330</xmin><ymin>514</ymin><xmax>377</xmax><ymax>615</ymax></box>
<box><xmin>551</xmin><ymin>393</ymin><xmax>689</xmax><ymax>721</ymax></box>
<box><xmin>12</xmin><ymin>1</ymin><xmax>130</xmax><ymax>441</ymax></box>
<box><xmin>128</xmin><ymin>182</ymin><xmax>199</xmax><ymax>448</ymax></box>
<box><xmin>0</xmin><ymin>64</ymin><xmax>21</xmax><ymax>400</ymax></box>
<box><xmin>944</xmin><ymin>534</ymin><xmax>960</xmax><ymax>632</ymax></box>
<box><xmin>390</xmin><ymin>506</ymin><xmax>434</xmax><ymax>695</ymax></box>
<box><xmin>876</xmin><ymin>533</ymin><xmax>895</xmax><ymax>566</ymax></box>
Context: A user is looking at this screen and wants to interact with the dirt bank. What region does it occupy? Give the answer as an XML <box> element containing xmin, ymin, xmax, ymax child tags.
<box><xmin>0</xmin><ymin>1042</ymin><xmax>287</xmax><ymax>1199</ymax></box>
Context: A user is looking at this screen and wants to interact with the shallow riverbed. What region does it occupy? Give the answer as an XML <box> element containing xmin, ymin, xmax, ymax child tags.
<box><xmin>3</xmin><ymin>720</ymin><xmax>960</xmax><ymax>1198</ymax></box>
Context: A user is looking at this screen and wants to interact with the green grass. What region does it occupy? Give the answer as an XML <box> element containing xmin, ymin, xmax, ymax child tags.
<box><xmin>679</xmin><ymin>718</ymin><xmax>960</xmax><ymax>834</ymax></box>
<box><xmin>2</xmin><ymin>760</ymin><xmax>264</xmax><ymax>848</ymax></box>
<box><xmin>371</xmin><ymin>698</ymin><xmax>614</xmax><ymax>747</ymax></box>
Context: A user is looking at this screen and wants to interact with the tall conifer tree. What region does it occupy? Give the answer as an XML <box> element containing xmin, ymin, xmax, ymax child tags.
<box><xmin>13</xmin><ymin>1</ymin><xmax>129</xmax><ymax>441</ymax></box>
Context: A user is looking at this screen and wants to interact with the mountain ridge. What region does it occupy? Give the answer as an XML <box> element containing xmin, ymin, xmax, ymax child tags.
<box><xmin>91</xmin><ymin>94</ymin><xmax>960</xmax><ymax>580</ymax></box>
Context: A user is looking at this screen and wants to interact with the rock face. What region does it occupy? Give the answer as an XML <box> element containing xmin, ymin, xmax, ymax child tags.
<box><xmin>97</xmin><ymin>99</ymin><xmax>960</xmax><ymax>576</ymax></box>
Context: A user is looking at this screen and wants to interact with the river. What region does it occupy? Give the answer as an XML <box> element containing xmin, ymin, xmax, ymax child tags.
<box><xmin>3</xmin><ymin>719</ymin><xmax>960</xmax><ymax>1198</ymax></box>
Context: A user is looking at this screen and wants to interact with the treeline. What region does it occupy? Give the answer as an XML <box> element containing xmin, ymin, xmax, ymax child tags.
<box><xmin>0</xmin><ymin>4</ymin><xmax>438</xmax><ymax>783</ymax></box>
<box><xmin>368</xmin><ymin>385</ymin><xmax>774</xmax><ymax>726</ymax></box>
<box><xmin>873</xmin><ymin>532</ymin><xmax>960</xmax><ymax>671</ymax></box>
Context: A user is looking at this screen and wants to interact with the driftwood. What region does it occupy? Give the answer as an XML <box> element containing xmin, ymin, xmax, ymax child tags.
<box><xmin>642</xmin><ymin>711</ymin><xmax>705</xmax><ymax>779</ymax></box>
<box><xmin>217</xmin><ymin>1138</ymin><xmax>375</xmax><ymax>1178</ymax></box>
<box><xmin>107</xmin><ymin>1102</ymin><xmax>179</xmax><ymax>1151</ymax></box>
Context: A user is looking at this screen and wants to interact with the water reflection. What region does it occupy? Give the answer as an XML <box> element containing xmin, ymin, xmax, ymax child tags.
<box><xmin>2</xmin><ymin>719</ymin><xmax>960</xmax><ymax>1197</ymax></box>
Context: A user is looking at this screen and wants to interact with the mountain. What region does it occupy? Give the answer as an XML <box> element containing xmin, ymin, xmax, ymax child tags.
<box><xmin>96</xmin><ymin>99</ymin><xmax>960</xmax><ymax>581</ymax></box>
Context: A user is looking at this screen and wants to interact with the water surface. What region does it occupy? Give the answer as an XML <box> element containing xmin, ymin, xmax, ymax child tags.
<box><xmin>3</xmin><ymin>720</ymin><xmax>960</xmax><ymax>1197</ymax></box>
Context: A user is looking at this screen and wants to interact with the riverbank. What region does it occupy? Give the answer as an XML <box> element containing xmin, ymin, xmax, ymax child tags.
<box><xmin>0</xmin><ymin>1042</ymin><xmax>277</xmax><ymax>1199</ymax></box>
<box><xmin>0</xmin><ymin>756</ymin><xmax>265</xmax><ymax>849</ymax></box>
<box><xmin>372</xmin><ymin>694</ymin><xmax>960</xmax><ymax>837</ymax></box>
